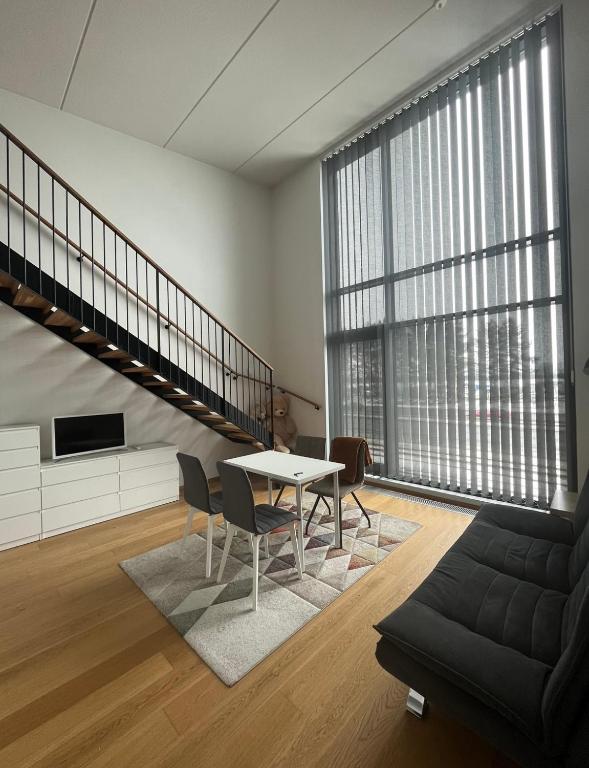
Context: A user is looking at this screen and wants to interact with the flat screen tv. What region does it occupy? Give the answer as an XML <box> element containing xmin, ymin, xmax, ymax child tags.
<box><xmin>52</xmin><ymin>412</ymin><xmax>126</xmax><ymax>460</ymax></box>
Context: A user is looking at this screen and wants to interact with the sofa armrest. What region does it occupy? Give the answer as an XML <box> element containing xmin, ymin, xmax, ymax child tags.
<box><xmin>476</xmin><ymin>503</ymin><xmax>574</xmax><ymax>544</ymax></box>
<box><xmin>375</xmin><ymin>599</ymin><xmax>550</xmax><ymax>741</ymax></box>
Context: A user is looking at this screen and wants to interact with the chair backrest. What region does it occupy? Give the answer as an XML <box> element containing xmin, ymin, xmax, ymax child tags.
<box><xmin>294</xmin><ymin>435</ymin><xmax>326</xmax><ymax>460</ymax></box>
<box><xmin>216</xmin><ymin>461</ymin><xmax>256</xmax><ymax>533</ymax></box>
<box><xmin>330</xmin><ymin>437</ymin><xmax>368</xmax><ymax>484</ymax></box>
<box><xmin>177</xmin><ymin>453</ymin><xmax>211</xmax><ymax>512</ymax></box>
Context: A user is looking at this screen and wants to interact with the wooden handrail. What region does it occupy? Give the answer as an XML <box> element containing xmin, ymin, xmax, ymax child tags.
<box><xmin>0</xmin><ymin>182</ymin><xmax>238</xmax><ymax>376</ymax></box>
<box><xmin>0</xmin><ymin>123</ymin><xmax>272</xmax><ymax>371</ymax></box>
<box><xmin>233</xmin><ymin>372</ymin><xmax>321</xmax><ymax>410</ymax></box>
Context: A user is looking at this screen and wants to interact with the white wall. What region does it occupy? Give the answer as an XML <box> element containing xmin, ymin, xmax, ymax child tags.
<box><xmin>562</xmin><ymin>0</ymin><xmax>589</xmax><ymax>482</ymax></box>
<box><xmin>270</xmin><ymin>0</ymin><xmax>589</xmax><ymax>485</ymax></box>
<box><xmin>270</xmin><ymin>161</ymin><xmax>326</xmax><ymax>438</ymax></box>
<box><xmin>0</xmin><ymin>88</ymin><xmax>272</xmax><ymax>470</ymax></box>
<box><xmin>0</xmin><ymin>87</ymin><xmax>272</xmax><ymax>360</ymax></box>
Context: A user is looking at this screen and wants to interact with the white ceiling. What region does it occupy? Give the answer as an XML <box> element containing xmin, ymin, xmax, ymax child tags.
<box><xmin>0</xmin><ymin>0</ymin><xmax>547</xmax><ymax>186</ymax></box>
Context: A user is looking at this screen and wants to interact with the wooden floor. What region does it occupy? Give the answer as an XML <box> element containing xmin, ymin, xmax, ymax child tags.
<box><xmin>0</xmin><ymin>487</ymin><xmax>511</xmax><ymax>768</ymax></box>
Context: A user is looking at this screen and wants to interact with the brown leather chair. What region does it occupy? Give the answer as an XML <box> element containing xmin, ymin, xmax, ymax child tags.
<box><xmin>305</xmin><ymin>437</ymin><xmax>371</xmax><ymax>535</ymax></box>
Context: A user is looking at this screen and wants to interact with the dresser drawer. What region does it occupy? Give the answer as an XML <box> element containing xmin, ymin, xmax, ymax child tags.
<box><xmin>120</xmin><ymin>480</ymin><xmax>178</xmax><ymax>511</ymax></box>
<box><xmin>42</xmin><ymin>493</ymin><xmax>120</xmax><ymax>534</ymax></box>
<box><xmin>42</xmin><ymin>456</ymin><xmax>119</xmax><ymax>486</ymax></box>
<box><xmin>0</xmin><ymin>446</ymin><xmax>39</xmax><ymax>471</ymax></box>
<box><xmin>0</xmin><ymin>511</ymin><xmax>41</xmax><ymax>547</ymax></box>
<box><xmin>0</xmin><ymin>488</ymin><xmax>41</xmax><ymax>521</ymax></box>
<box><xmin>42</xmin><ymin>473</ymin><xmax>119</xmax><ymax>509</ymax></box>
<box><xmin>0</xmin><ymin>466</ymin><xmax>40</xmax><ymax>495</ymax></box>
<box><xmin>119</xmin><ymin>462</ymin><xmax>178</xmax><ymax>492</ymax></box>
<box><xmin>0</xmin><ymin>427</ymin><xmax>39</xmax><ymax>452</ymax></box>
<box><xmin>119</xmin><ymin>447</ymin><xmax>177</xmax><ymax>472</ymax></box>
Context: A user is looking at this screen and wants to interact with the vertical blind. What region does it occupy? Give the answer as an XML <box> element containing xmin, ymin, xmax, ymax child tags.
<box><xmin>322</xmin><ymin>11</ymin><xmax>574</xmax><ymax>508</ymax></box>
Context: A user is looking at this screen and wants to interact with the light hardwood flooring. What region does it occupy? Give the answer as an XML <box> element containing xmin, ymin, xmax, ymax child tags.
<box><xmin>0</xmin><ymin>487</ymin><xmax>514</xmax><ymax>768</ymax></box>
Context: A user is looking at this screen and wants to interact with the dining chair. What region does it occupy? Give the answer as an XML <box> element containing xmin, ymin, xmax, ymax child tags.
<box><xmin>216</xmin><ymin>461</ymin><xmax>303</xmax><ymax>610</ymax></box>
<box><xmin>177</xmin><ymin>452</ymin><xmax>224</xmax><ymax>578</ymax></box>
<box><xmin>272</xmin><ymin>435</ymin><xmax>327</xmax><ymax>505</ymax></box>
<box><xmin>305</xmin><ymin>437</ymin><xmax>372</xmax><ymax>535</ymax></box>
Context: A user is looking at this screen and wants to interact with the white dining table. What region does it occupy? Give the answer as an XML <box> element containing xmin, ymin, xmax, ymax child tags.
<box><xmin>223</xmin><ymin>450</ymin><xmax>345</xmax><ymax>570</ymax></box>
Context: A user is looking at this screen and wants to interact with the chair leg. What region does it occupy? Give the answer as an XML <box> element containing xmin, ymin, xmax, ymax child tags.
<box><xmin>252</xmin><ymin>535</ymin><xmax>260</xmax><ymax>611</ymax></box>
<box><xmin>305</xmin><ymin>496</ymin><xmax>321</xmax><ymax>536</ymax></box>
<box><xmin>217</xmin><ymin>523</ymin><xmax>235</xmax><ymax>583</ymax></box>
<box><xmin>205</xmin><ymin>514</ymin><xmax>216</xmax><ymax>578</ymax></box>
<box><xmin>264</xmin><ymin>533</ymin><xmax>270</xmax><ymax>558</ymax></box>
<box><xmin>406</xmin><ymin>689</ymin><xmax>426</xmax><ymax>718</ymax></box>
<box><xmin>289</xmin><ymin>522</ymin><xmax>303</xmax><ymax>580</ymax></box>
<box><xmin>351</xmin><ymin>492</ymin><xmax>371</xmax><ymax>528</ymax></box>
<box><xmin>275</xmin><ymin>485</ymin><xmax>285</xmax><ymax>505</ymax></box>
<box><xmin>321</xmin><ymin>495</ymin><xmax>331</xmax><ymax>514</ymax></box>
<box><xmin>183</xmin><ymin>507</ymin><xmax>195</xmax><ymax>544</ymax></box>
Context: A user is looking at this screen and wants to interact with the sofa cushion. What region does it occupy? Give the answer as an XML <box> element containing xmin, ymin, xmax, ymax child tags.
<box><xmin>452</xmin><ymin>517</ymin><xmax>572</xmax><ymax>593</ymax></box>
<box><xmin>375</xmin><ymin>599</ymin><xmax>551</xmax><ymax>741</ymax></box>
<box><xmin>412</xmin><ymin>550</ymin><xmax>567</xmax><ymax>666</ymax></box>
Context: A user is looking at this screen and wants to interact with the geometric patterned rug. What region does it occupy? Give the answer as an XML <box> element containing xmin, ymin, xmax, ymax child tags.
<box><xmin>120</xmin><ymin>493</ymin><xmax>421</xmax><ymax>686</ymax></box>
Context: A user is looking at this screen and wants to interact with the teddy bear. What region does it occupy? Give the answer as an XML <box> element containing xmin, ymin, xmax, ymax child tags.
<box><xmin>266</xmin><ymin>391</ymin><xmax>297</xmax><ymax>453</ymax></box>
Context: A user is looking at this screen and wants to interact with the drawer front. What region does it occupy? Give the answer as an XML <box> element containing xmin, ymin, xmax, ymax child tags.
<box><xmin>0</xmin><ymin>428</ymin><xmax>39</xmax><ymax>452</ymax></box>
<box><xmin>120</xmin><ymin>480</ymin><xmax>178</xmax><ymax>511</ymax></box>
<box><xmin>119</xmin><ymin>447</ymin><xmax>177</xmax><ymax>473</ymax></box>
<box><xmin>0</xmin><ymin>446</ymin><xmax>40</xmax><ymax>471</ymax></box>
<box><xmin>0</xmin><ymin>511</ymin><xmax>41</xmax><ymax>545</ymax></box>
<box><xmin>0</xmin><ymin>466</ymin><xmax>40</xmax><ymax>495</ymax></box>
<box><xmin>42</xmin><ymin>473</ymin><xmax>119</xmax><ymax>509</ymax></box>
<box><xmin>42</xmin><ymin>493</ymin><xmax>120</xmax><ymax>533</ymax></box>
<box><xmin>42</xmin><ymin>456</ymin><xmax>119</xmax><ymax>486</ymax></box>
<box><xmin>119</xmin><ymin>462</ymin><xmax>178</xmax><ymax>492</ymax></box>
<box><xmin>0</xmin><ymin>488</ymin><xmax>41</xmax><ymax>521</ymax></box>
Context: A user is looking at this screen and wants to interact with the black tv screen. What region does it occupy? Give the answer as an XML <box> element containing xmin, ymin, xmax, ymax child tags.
<box><xmin>52</xmin><ymin>413</ymin><xmax>126</xmax><ymax>459</ymax></box>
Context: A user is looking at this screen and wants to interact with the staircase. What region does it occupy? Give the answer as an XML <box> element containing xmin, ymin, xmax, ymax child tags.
<box><xmin>0</xmin><ymin>124</ymin><xmax>274</xmax><ymax>449</ymax></box>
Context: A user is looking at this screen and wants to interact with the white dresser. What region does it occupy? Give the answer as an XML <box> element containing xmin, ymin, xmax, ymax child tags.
<box><xmin>41</xmin><ymin>442</ymin><xmax>179</xmax><ymax>538</ymax></box>
<box><xmin>0</xmin><ymin>425</ymin><xmax>41</xmax><ymax>551</ymax></box>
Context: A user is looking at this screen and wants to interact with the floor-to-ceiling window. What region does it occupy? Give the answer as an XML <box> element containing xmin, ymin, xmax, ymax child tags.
<box><xmin>322</xmin><ymin>10</ymin><xmax>574</xmax><ymax>508</ymax></box>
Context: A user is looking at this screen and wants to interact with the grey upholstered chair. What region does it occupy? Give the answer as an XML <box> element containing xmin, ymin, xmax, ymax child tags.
<box><xmin>177</xmin><ymin>452</ymin><xmax>224</xmax><ymax>578</ymax></box>
<box><xmin>273</xmin><ymin>435</ymin><xmax>327</xmax><ymax>505</ymax></box>
<box><xmin>305</xmin><ymin>438</ymin><xmax>371</xmax><ymax>535</ymax></box>
<box><xmin>216</xmin><ymin>461</ymin><xmax>303</xmax><ymax>610</ymax></box>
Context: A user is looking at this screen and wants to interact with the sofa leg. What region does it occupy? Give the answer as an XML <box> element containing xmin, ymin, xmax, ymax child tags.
<box><xmin>406</xmin><ymin>689</ymin><xmax>426</xmax><ymax>718</ymax></box>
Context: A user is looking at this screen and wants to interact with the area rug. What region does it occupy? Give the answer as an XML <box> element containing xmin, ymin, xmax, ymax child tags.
<box><xmin>120</xmin><ymin>494</ymin><xmax>421</xmax><ymax>685</ymax></box>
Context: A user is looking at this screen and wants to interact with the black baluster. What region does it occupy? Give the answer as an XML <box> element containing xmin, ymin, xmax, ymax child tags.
<box><xmin>65</xmin><ymin>189</ymin><xmax>69</xmax><ymax>311</ymax></box>
<box><xmin>6</xmin><ymin>137</ymin><xmax>10</xmax><ymax>274</ymax></box>
<box><xmin>91</xmin><ymin>212</ymin><xmax>95</xmax><ymax>329</ymax></box>
<box><xmin>78</xmin><ymin>200</ymin><xmax>82</xmax><ymax>316</ymax></box>
<box><xmin>52</xmin><ymin>177</ymin><xmax>56</xmax><ymax>303</ymax></box>
<box><xmin>114</xmin><ymin>233</ymin><xmax>118</xmax><ymax>346</ymax></box>
<box><xmin>125</xmin><ymin>243</ymin><xmax>129</xmax><ymax>347</ymax></box>
<box><xmin>135</xmin><ymin>250</ymin><xmax>139</xmax><ymax>358</ymax></box>
<box><xmin>102</xmin><ymin>222</ymin><xmax>106</xmax><ymax>337</ymax></box>
<box><xmin>156</xmin><ymin>269</ymin><xmax>161</xmax><ymax>366</ymax></box>
<box><xmin>22</xmin><ymin>150</ymin><xmax>26</xmax><ymax>286</ymax></box>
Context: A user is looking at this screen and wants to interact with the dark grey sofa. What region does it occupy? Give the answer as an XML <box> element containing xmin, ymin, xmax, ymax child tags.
<box><xmin>374</xmin><ymin>480</ymin><xmax>589</xmax><ymax>768</ymax></box>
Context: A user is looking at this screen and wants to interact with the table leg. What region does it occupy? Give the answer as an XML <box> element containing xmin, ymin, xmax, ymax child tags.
<box><xmin>267</xmin><ymin>476</ymin><xmax>273</xmax><ymax>505</ymax></box>
<box><xmin>333</xmin><ymin>471</ymin><xmax>341</xmax><ymax>549</ymax></box>
<box><xmin>296</xmin><ymin>483</ymin><xmax>305</xmax><ymax>571</ymax></box>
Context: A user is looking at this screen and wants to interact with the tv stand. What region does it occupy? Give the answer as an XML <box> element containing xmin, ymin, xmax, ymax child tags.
<box><xmin>40</xmin><ymin>441</ymin><xmax>179</xmax><ymax>539</ymax></box>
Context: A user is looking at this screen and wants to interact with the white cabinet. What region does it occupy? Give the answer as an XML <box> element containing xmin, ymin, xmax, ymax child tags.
<box><xmin>0</xmin><ymin>426</ymin><xmax>41</xmax><ymax>551</ymax></box>
<box><xmin>40</xmin><ymin>442</ymin><xmax>179</xmax><ymax>539</ymax></box>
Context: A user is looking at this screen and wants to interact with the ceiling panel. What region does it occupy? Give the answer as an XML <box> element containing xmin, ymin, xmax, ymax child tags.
<box><xmin>166</xmin><ymin>0</ymin><xmax>429</xmax><ymax>171</ymax></box>
<box><xmin>63</xmin><ymin>0</ymin><xmax>275</xmax><ymax>145</ymax></box>
<box><xmin>238</xmin><ymin>0</ymin><xmax>547</xmax><ymax>186</ymax></box>
<box><xmin>0</xmin><ymin>0</ymin><xmax>93</xmax><ymax>107</ymax></box>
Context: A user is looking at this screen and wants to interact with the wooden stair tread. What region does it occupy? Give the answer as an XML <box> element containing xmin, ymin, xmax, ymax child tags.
<box><xmin>163</xmin><ymin>393</ymin><xmax>193</xmax><ymax>400</ymax></box>
<box><xmin>98</xmin><ymin>349</ymin><xmax>132</xmax><ymax>360</ymax></box>
<box><xmin>44</xmin><ymin>309</ymin><xmax>81</xmax><ymax>330</ymax></box>
<box><xmin>12</xmin><ymin>286</ymin><xmax>50</xmax><ymax>310</ymax></box>
<box><xmin>197</xmin><ymin>414</ymin><xmax>226</xmax><ymax>423</ymax></box>
<box><xmin>229</xmin><ymin>433</ymin><xmax>257</xmax><ymax>442</ymax></box>
<box><xmin>73</xmin><ymin>330</ymin><xmax>107</xmax><ymax>345</ymax></box>
<box><xmin>120</xmin><ymin>365</ymin><xmax>154</xmax><ymax>374</ymax></box>
<box><xmin>180</xmin><ymin>404</ymin><xmax>209</xmax><ymax>412</ymax></box>
<box><xmin>214</xmin><ymin>423</ymin><xmax>242</xmax><ymax>433</ymax></box>
<box><xmin>143</xmin><ymin>380</ymin><xmax>175</xmax><ymax>388</ymax></box>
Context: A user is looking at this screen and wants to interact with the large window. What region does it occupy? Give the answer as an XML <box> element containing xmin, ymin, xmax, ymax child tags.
<box><xmin>322</xmin><ymin>11</ymin><xmax>574</xmax><ymax>508</ymax></box>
